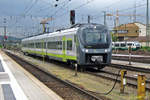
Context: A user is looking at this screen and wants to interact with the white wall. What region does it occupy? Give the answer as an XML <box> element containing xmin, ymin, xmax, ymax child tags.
<box><xmin>141</xmin><ymin>42</ymin><xmax>150</xmax><ymax>47</ymax></box>
<box><xmin>134</xmin><ymin>23</ymin><xmax>146</xmax><ymax>36</ymax></box>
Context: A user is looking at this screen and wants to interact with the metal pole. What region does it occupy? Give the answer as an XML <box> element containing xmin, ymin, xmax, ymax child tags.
<box><xmin>4</xmin><ymin>26</ymin><xmax>6</xmax><ymax>39</ymax></box>
<box><xmin>128</xmin><ymin>46</ymin><xmax>132</xmax><ymax>65</ymax></box>
<box><xmin>74</xmin><ymin>64</ymin><xmax>78</xmax><ymax>76</ymax></box>
<box><xmin>103</xmin><ymin>11</ymin><xmax>106</xmax><ymax>26</ymax></box>
<box><xmin>3</xmin><ymin>18</ymin><xmax>7</xmax><ymax>48</ymax></box>
<box><xmin>146</xmin><ymin>0</ymin><xmax>149</xmax><ymax>47</ymax></box>
<box><xmin>88</xmin><ymin>15</ymin><xmax>90</xmax><ymax>23</ymax></box>
<box><xmin>134</xmin><ymin>1</ymin><xmax>137</xmax><ymax>22</ymax></box>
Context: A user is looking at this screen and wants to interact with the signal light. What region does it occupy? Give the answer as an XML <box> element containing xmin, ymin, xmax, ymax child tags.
<box><xmin>4</xmin><ymin>35</ymin><xmax>7</xmax><ymax>40</ymax></box>
<box><xmin>70</xmin><ymin>10</ymin><xmax>75</xmax><ymax>25</ymax></box>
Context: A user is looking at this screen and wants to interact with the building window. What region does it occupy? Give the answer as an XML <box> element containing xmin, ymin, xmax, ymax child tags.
<box><xmin>112</xmin><ymin>30</ymin><xmax>128</xmax><ymax>34</ymax></box>
<box><xmin>117</xmin><ymin>30</ymin><xmax>128</xmax><ymax>33</ymax></box>
<box><xmin>136</xmin><ymin>30</ymin><xmax>139</xmax><ymax>33</ymax></box>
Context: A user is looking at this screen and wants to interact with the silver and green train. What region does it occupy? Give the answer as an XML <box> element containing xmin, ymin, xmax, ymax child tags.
<box><xmin>21</xmin><ymin>24</ymin><xmax>112</xmax><ymax>69</ymax></box>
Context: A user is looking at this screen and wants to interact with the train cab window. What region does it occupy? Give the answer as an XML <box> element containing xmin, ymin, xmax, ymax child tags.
<box><xmin>67</xmin><ymin>40</ymin><xmax>72</xmax><ymax>50</ymax></box>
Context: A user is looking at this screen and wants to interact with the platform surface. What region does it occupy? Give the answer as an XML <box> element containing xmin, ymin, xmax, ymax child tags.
<box><xmin>112</xmin><ymin>54</ymin><xmax>150</xmax><ymax>58</ymax></box>
<box><xmin>112</xmin><ymin>59</ymin><xmax>150</xmax><ymax>69</ymax></box>
<box><xmin>0</xmin><ymin>51</ymin><xmax>63</xmax><ymax>100</ymax></box>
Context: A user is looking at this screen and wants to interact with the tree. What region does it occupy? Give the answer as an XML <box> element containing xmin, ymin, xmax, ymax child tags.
<box><xmin>111</xmin><ymin>32</ymin><xmax>117</xmax><ymax>42</ymax></box>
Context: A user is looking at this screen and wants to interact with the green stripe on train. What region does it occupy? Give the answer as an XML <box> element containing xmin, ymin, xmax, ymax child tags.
<box><xmin>24</xmin><ymin>50</ymin><xmax>77</xmax><ymax>61</ymax></box>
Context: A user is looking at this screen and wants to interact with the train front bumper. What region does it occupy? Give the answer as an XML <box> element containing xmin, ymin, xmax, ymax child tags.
<box><xmin>78</xmin><ymin>48</ymin><xmax>112</xmax><ymax>66</ymax></box>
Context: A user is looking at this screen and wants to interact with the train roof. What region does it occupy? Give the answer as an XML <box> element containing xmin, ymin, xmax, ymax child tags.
<box><xmin>22</xmin><ymin>23</ymin><xmax>106</xmax><ymax>42</ymax></box>
<box><xmin>22</xmin><ymin>27</ymin><xmax>78</xmax><ymax>41</ymax></box>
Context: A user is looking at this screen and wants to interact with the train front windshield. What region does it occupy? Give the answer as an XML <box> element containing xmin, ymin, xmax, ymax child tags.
<box><xmin>81</xmin><ymin>27</ymin><xmax>110</xmax><ymax>46</ymax></box>
<box><xmin>83</xmin><ymin>29</ymin><xmax>107</xmax><ymax>44</ymax></box>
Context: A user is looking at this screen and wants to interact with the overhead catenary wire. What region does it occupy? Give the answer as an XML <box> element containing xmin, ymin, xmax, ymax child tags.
<box><xmin>93</xmin><ymin>0</ymin><xmax>122</xmax><ymax>18</ymax></box>
<box><xmin>22</xmin><ymin>0</ymin><xmax>34</xmax><ymax>15</ymax></box>
<box><xmin>47</xmin><ymin>0</ymin><xmax>72</xmax><ymax>17</ymax></box>
<box><xmin>24</xmin><ymin>0</ymin><xmax>39</xmax><ymax>16</ymax></box>
<box><xmin>52</xmin><ymin>0</ymin><xmax>96</xmax><ymax>21</ymax></box>
<box><xmin>93</xmin><ymin>2</ymin><xmax>147</xmax><ymax>20</ymax></box>
<box><xmin>1</xmin><ymin>0</ymin><xmax>149</xmax><ymax>38</ymax></box>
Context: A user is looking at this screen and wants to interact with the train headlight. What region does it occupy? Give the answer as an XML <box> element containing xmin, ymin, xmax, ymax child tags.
<box><xmin>82</xmin><ymin>49</ymin><xmax>88</xmax><ymax>52</ymax></box>
<box><xmin>82</xmin><ymin>49</ymin><xmax>85</xmax><ymax>52</ymax></box>
<box><xmin>85</xmin><ymin>49</ymin><xmax>88</xmax><ymax>53</ymax></box>
<box><xmin>105</xmin><ymin>49</ymin><xmax>108</xmax><ymax>53</ymax></box>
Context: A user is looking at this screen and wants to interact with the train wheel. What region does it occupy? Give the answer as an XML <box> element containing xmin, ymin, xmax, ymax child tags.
<box><xmin>79</xmin><ymin>65</ymin><xmax>86</xmax><ymax>72</ymax></box>
<box><xmin>97</xmin><ymin>65</ymin><xmax>105</xmax><ymax>70</ymax></box>
<box><xmin>24</xmin><ymin>52</ymin><xmax>28</xmax><ymax>56</ymax></box>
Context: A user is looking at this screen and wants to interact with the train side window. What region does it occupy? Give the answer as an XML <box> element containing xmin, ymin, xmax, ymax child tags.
<box><xmin>47</xmin><ymin>42</ymin><xmax>52</xmax><ymax>49</ymax></box>
<box><xmin>67</xmin><ymin>40</ymin><xmax>72</xmax><ymax>50</ymax></box>
<box><xmin>57</xmin><ymin>41</ymin><xmax>62</xmax><ymax>50</ymax></box>
<box><xmin>115</xmin><ymin>43</ymin><xmax>119</xmax><ymax>47</ymax></box>
<box><xmin>44</xmin><ymin>42</ymin><xmax>46</xmax><ymax>48</ymax></box>
<box><xmin>121</xmin><ymin>43</ymin><xmax>126</xmax><ymax>47</ymax></box>
<box><xmin>127</xmin><ymin>43</ymin><xmax>132</xmax><ymax>46</ymax></box>
<box><xmin>36</xmin><ymin>42</ymin><xmax>41</xmax><ymax>48</ymax></box>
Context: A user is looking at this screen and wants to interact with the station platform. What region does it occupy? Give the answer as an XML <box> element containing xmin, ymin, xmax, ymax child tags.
<box><xmin>112</xmin><ymin>59</ymin><xmax>150</xmax><ymax>69</ymax></box>
<box><xmin>0</xmin><ymin>51</ymin><xmax>63</xmax><ymax>100</ymax></box>
<box><xmin>112</xmin><ymin>54</ymin><xmax>150</xmax><ymax>58</ymax></box>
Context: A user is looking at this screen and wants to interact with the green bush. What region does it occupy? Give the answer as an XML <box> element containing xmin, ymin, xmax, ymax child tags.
<box><xmin>141</xmin><ymin>46</ymin><xmax>150</xmax><ymax>52</ymax></box>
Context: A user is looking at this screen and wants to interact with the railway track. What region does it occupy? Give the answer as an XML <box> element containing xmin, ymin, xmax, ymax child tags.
<box><xmin>111</xmin><ymin>63</ymin><xmax>150</xmax><ymax>73</ymax></box>
<box><xmin>5</xmin><ymin>51</ymin><xmax>104</xmax><ymax>100</ymax></box>
<box><xmin>5</xmin><ymin>50</ymin><xmax>150</xmax><ymax>97</ymax></box>
<box><xmin>86</xmin><ymin>70</ymin><xmax>150</xmax><ymax>91</ymax></box>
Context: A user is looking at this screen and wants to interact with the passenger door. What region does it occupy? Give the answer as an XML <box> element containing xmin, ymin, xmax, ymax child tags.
<box><xmin>62</xmin><ymin>36</ymin><xmax>66</xmax><ymax>62</ymax></box>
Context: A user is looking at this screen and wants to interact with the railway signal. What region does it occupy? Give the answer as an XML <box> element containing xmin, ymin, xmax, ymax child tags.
<box><xmin>70</xmin><ymin>10</ymin><xmax>75</xmax><ymax>25</ymax></box>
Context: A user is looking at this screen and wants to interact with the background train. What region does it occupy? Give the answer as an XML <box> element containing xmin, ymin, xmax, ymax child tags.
<box><xmin>21</xmin><ymin>23</ymin><xmax>112</xmax><ymax>70</ymax></box>
<box><xmin>112</xmin><ymin>41</ymin><xmax>141</xmax><ymax>50</ymax></box>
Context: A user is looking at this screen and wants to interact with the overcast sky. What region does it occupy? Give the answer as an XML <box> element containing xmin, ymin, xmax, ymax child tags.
<box><xmin>0</xmin><ymin>0</ymin><xmax>148</xmax><ymax>38</ymax></box>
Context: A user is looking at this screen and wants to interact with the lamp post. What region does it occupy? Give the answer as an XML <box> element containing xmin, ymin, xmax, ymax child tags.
<box><xmin>146</xmin><ymin>0</ymin><xmax>149</xmax><ymax>46</ymax></box>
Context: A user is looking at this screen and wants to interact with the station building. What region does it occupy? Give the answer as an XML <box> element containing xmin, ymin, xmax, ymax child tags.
<box><xmin>113</xmin><ymin>22</ymin><xmax>150</xmax><ymax>46</ymax></box>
